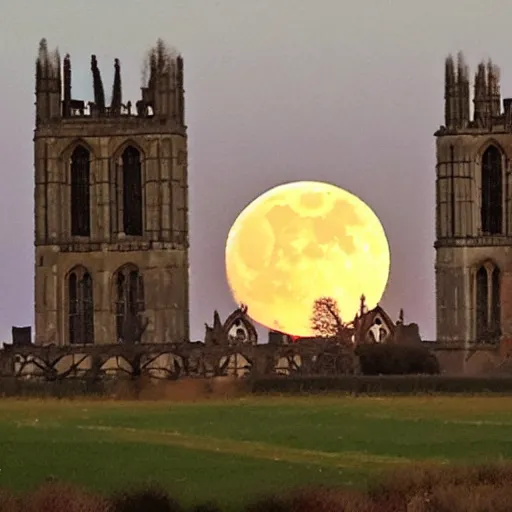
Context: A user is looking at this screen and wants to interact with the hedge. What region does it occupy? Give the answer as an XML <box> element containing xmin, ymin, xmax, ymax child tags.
<box><xmin>4</xmin><ymin>375</ymin><xmax>512</xmax><ymax>398</ymax></box>
<box><xmin>355</xmin><ymin>343</ymin><xmax>440</xmax><ymax>375</ymax></box>
<box><xmin>247</xmin><ymin>375</ymin><xmax>512</xmax><ymax>394</ymax></box>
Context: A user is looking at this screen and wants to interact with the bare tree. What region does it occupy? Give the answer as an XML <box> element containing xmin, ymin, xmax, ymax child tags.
<box><xmin>311</xmin><ymin>297</ymin><xmax>353</xmax><ymax>344</ymax></box>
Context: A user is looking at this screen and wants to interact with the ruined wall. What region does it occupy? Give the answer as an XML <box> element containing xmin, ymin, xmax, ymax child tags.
<box><xmin>433</xmin><ymin>347</ymin><xmax>502</xmax><ymax>375</ymax></box>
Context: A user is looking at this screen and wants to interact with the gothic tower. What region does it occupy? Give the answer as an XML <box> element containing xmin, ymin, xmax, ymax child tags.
<box><xmin>435</xmin><ymin>52</ymin><xmax>512</xmax><ymax>349</ymax></box>
<box><xmin>34</xmin><ymin>39</ymin><xmax>189</xmax><ymax>345</ymax></box>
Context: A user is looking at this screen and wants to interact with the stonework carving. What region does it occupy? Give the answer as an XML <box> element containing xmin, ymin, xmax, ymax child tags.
<box><xmin>34</xmin><ymin>39</ymin><xmax>189</xmax><ymax>345</ymax></box>
<box><xmin>354</xmin><ymin>303</ymin><xmax>396</xmax><ymax>344</ymax></box>
<box><xmin>204</xmin><ymin>306</ymin><xmax>258</xmax><ymax>347</ymax></box>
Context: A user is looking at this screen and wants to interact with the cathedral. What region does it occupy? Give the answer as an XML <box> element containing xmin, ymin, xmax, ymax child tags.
<box><xmin>31</xmin><ymin>38</ymin><xmax>509</xmax><ymax>351</ymax></box>
<box><xmin>435</xmin><ymin>53</ymin><xmax>512</xmax><ymax>350</ymax></box>
<box><xmin>33</xmin><ymin>39</ymin><xmax>189</xmax><ymax>345</ymax></box>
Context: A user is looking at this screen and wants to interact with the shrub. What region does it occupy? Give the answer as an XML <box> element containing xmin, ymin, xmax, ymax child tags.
<box><xmin>25</xmin><ymin>482</ymin><xmax>107</xmax><ymax>512</ymax></box>
<box><xmin>0</xmin><ymin>489</ymin><xmax>22</xmax><ymax>512</ymax></box>
<box><xmin>244</xmin><ymin>494</ymin><xmax>290</xmax><ymax>512</ymax></box>
<box><xmin>110</xmin><ymin>485</ymin><xmax>181</xmax><ymax>512</ymax></box>
<box><xmin>288</xmin><ymin>488</ymin><xmax>374</xmax><ymax>512</ymax></box>
<box><xmin>190</xmin><ymin>503</ymin><xmax>223</xmax><ymax>512</ymax></box>
<box><xmin>249</xmin><ymin>374</ymin><xmax>512</xmax><ymax>394</ymax></box>
<box><xmin>245</xmin><ymin>488</ymin><xmax>376</xmax><ymax>512</ymax></box>
<box><xmin>369</xmin><ymin>463</ymin><xmax>512</xmax><ymax>511</ymax></box>
<box><xmin>356</xmin><ymin>343</ymin><xmax>440</xmax><ymax>375</ymax></box>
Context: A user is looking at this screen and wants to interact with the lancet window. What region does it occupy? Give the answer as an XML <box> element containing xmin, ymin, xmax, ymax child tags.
<box><xmin>481</xmin><ymin>145</ymin><xmax>503</xmax><ymax>235</ymax></box>
<box><xmin>114</xmin><ymin>265</ymin><xmax>145</xmax><ymax>343</ymax></box>
<box><xmin>475</xmin><ymin>262</ymin><xmax>501</xmax><ymax>343</ymax></box>
<box><xmin>70</xmin><ymin>145</ymin><xmax>91</xmax><ymax>236</ymax></box>
<box><xmin>68</xmin><ymin>266</ymin><xmax>94</xmax><ymax>344</ymax></box>
<box><xmin>121</xmin><ymin>146</ymin><xmax>143</xmax><ymax>236</ymax></box>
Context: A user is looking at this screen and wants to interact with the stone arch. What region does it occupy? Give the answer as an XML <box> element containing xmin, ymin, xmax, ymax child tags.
<box><xmin>112</xmin><ymin>264</ymin><xmax>145</xmax><ymax>343</ymax></box>
<box><xmin>473</xmin><ymin>258</ymin><xmax>501</xmax><ymax>273</ymax></box>
<box><xmin>476</xmin><ymin>138</ymin><xmax>507</xmax><ymax>159</ymax></box>
<box><xmin>66</xmin><ymin>265</ymin><xmax>94</xmax><ymax>344</ymax></box>
<box><xmin>111</xmin><ymin>138</ymin><xmax>147</xmax><ymax>162</ymax></box>
<box><xmin>59</xmin><ymin>138</ymin><xmax>98</xmax><ymax>163</ymax></box>
<box><xmin>474</xmin><ymin>260</ymin><xmax>501</xmax><ymax>343</ymax></box>
<box><xmin>223</xmin><ymin>308</ymin><xmax>258</xmax><ymax>345</ymax></box>
<box><xmin>358</xmin><ymin>305</ymin><xmax>395</xmax><ymax>344</ymax></box>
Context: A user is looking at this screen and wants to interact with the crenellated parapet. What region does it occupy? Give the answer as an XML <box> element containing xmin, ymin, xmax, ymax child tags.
<box><xmin>35</xmin><ymin>38</ymin><xmax>185</xmax><ymax>126</ymax></box>
<box><xmin>441</xmin><ymin>52</ymin><xmax>510</xmax><ymax>134</ymax></box>
<box><xmin>444</xmin><ymin>52</ymin><xmax>470</xmax><ymax>130</ymax></box>
<box><xmin>35</xmin><ymin>39</ymin><xmax>61</xmax><ymax>125</ymax></box>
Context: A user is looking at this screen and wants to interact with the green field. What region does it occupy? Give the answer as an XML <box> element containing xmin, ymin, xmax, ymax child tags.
<box><xmin>1</xmin><ymin>395</ymin><xmax>512</xmax><ymax>509</ymax></box>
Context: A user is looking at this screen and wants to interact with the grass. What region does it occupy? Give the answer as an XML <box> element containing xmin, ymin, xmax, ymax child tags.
<box><xmin>1</xmin><ymin>395</ymin><xmax>512</xmax><ymax>509</ymax></box>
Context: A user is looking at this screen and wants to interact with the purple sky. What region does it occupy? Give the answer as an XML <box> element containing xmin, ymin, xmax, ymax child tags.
<box><xmin>1</xmin><ymin>0</ymin><xmax>512</xmax><ymax>343</ymax></box>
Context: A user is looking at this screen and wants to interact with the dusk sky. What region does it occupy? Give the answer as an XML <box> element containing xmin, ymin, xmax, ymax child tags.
<box><xmin>1</xmin><ymin>0</ymin><xmax>511</xmax><ymax>343</ymax></box>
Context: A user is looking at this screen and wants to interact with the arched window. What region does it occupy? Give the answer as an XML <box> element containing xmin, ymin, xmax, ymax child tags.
<box><xmin>481</xmin><ymin>145</ymin><xmax>503</xmax><ymax>235</ymax></box>
<box><xmin>70</xmin><ymin>145</ymin><xmax>91</xmax><ymax>236</ymax></box>
<box><xmin>122</xmin><ymin>146</ymin><xmax>143</xmax><ymax>235</ymax></box>
<box><xmin>68</xmin><ymin>266</ymin><xmax>94</xmax><ymax>344</ymax></box>
<box><xmin>114</xmin><ymin>265</ymin><xmax>145</xmax><ymax>343</ymax></box>
<box><xmin>475</xmin><ymin>263</ymin><xmax>501</xmax><ymax>343</ymax></box>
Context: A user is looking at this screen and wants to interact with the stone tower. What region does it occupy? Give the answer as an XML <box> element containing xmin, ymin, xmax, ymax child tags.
<box><xmin>34</xmin><ymin>38</ymin><xmax>189</xmax><ymax>345</ymax></box>
<box><xmin>435</xmin><ymin>52</ymin><xmax>512</xmax><ymax>349</ymax></box>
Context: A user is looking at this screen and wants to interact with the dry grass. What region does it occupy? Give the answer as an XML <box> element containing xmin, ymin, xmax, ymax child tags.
<box><xmin>23</xmin><ymin>482</ymin><xmax>108</xmax><ymax>512</ymax></box>
<box><xmin>109</xmin><ymin>485</ymin><xmax>181</xmax><ymax>512</ymax></box>
<box><xmin>110</xmin><ymin>377</ymin><xmax>248</xmax><ymax>402</ymax></box>
<box><xmin>4</xmin><ymin>467</ymin><xmax>512</xmax><ymax>511</ymax></box>
<box><xmin>3</xmin><ymin>396</ymin><xmax>512</xmax><ymax>510</ymax></box>
<box><xmin>0</xmin><ymin>489</ymin><xmax>22</xmax><ymax>512</ymax></box>
<box><xmin>369</xmin><ymin>463</ymin><xmax>512</xmax><ymax>512</ymax></box>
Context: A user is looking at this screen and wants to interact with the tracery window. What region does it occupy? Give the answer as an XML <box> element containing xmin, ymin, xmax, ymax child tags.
<box><xmin>481</xmin><ymin>145</ymin><xmax>503</xmax><ymax>235</ymax></box>
<box><xmin>70</xmin><ymin>145</ymin><xmax>91</xmax><ymax>236</ymax></box>
<box><xmin>475</xmin><ymin>262</ymin><xmax>501</xmax><ymax>343</ymax></box>
<box><xmin>68</xmin><ymin>266</ymin><xmax>94</xmax><ymax>344</ymax></box>
<box><xmin>114</xmin><ymin>265</ymin><xmax>145</xmax><ymax>343</ymax></box>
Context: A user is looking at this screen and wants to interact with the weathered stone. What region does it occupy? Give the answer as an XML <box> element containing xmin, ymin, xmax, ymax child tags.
<box><xmin>33</xmin><ymin>39</ymin><xmax>189</xmax><ymax>345</ymax></box>
<box><xmin>436</xmin><ymin>53</ymin><xmax>512</xmax><ymax>348</ymax></box>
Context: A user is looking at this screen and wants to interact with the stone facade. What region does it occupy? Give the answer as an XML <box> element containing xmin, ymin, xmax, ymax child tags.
<box><xmin>33</xmin><ymin>39</ymin><xmax>189</xmax><ymax>345</ymax></box>
<box><xmin>435</xmin><ymin>53</ymin><xmax>512</xmax><ymax>351</ymax></box>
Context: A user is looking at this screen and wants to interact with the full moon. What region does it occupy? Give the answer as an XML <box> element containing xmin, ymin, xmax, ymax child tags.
<box><xmin>225</xmin><ymin>181</ymin><xmax>390</xmax><ymax>337</ymax></box>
